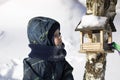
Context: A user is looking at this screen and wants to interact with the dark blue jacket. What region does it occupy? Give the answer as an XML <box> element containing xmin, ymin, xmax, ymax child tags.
<box><xmin>23</xmin><ymin>58</ymin><xmax>73</xmax><ymax>80</ymax></box>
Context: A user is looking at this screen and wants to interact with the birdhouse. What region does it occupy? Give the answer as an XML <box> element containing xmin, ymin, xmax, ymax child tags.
<box><xmin>75</xmin><ymin>15</ymin><xmax>116</xmax><ymax>53</ymax></box>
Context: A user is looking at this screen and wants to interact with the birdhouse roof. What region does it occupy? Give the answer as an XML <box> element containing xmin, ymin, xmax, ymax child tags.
<box><xmin>75</xmin><ymin>15</ymin><xmax>116</xmax><ymax>32</ymax></box>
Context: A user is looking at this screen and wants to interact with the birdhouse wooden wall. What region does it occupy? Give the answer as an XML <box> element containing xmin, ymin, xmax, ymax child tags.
<box><xmin>76</xmin><ymin>27</ymin><xmax>113</xmax><ymax>53</ymax></box>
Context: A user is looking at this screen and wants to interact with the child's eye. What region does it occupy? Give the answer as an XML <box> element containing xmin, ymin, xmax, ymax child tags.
<box><xmin>54</xmin><ymin>32</ymin><xmax>61</xmax><ymax>38</ymax></box>
<box><xmin>59</xmin><ymin>32</ymin><xmax>61</xmax><ymax>36</ymax></box>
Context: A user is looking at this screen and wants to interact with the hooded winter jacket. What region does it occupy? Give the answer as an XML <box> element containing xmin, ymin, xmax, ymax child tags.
<box><xmin>23</xmin><ymin>16</ymin><xmax>74</xmax><ymax>80</ymax></box>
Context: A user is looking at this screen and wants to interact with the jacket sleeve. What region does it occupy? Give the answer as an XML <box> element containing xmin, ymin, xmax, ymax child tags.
<box><xmin>62</xmin><ymin>60</ymin><xmax>74</xmax><ymax>80</ymax></box>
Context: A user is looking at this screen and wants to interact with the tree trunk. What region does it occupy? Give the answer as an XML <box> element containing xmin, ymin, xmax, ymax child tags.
<box><xmin>83</xmin><ymin>53</ymin><xmax>107</xmax><ymax>80</ymax></box>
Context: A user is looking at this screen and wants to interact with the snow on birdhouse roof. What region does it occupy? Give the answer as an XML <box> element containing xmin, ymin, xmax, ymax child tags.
<box><xmin>78</xmin><ymin>15</ymin><xmax>107</xmax><ymax>28</ymax></box>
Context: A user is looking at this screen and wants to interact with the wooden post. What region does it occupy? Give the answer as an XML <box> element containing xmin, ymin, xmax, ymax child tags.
<box><xmin>108</xmin><ymin>29</ymin><xmax>112</xmax><ymax>44</ymax></box>
<box><xmin>83</xmin><ymin>34</ymin><xmax>107</xmax><ymax>80</ymax></box>
<box><xmin>80</xmin><ymin>32</ymin><xmax>83</xmax><ymax>45</ymax></box>
<box><xmin>100</xmin><ymin>30</ymin><xmax>103</xmax><ymax>50</ymax></box>
<box><xmin>80</xmin><ymin>31</ymin><xmax>84</xmax><ymax>52</ymax></box>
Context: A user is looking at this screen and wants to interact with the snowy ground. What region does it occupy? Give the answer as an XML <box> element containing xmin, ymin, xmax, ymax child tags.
<box><xmin>0</xmin><ymin>0</ymin><xmax>120</xmax><ymax>80</ymax></box>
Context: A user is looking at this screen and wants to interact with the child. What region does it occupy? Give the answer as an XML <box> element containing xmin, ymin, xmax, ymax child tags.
<box><xmin>23</xmin><ymin>16</ymin><xmax>74</xmax><ymax>80</ymax></box>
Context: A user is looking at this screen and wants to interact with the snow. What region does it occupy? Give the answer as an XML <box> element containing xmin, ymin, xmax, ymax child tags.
<box><xmin>0</xmin><ymin>0</ymin><xmax>120</xmax><ymax>80</ymax></box>
<box><xmin>0</xmin><ymin>30</ymin><xmax>4</xmax><ymax>39</ymax></box>
<box><xmin>0</xmin><ymin>59</ymin><xmax>23</xmax><ymax>80</ymax></box>
<box><xmin>77</xmin><ymin>15</ymin><xmax>107</xmax><ymax>28</ymax></box>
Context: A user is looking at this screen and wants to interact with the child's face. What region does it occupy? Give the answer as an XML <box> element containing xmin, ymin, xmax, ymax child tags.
<box><xmin>54</xmin><ymin>29</ymin><xmax>62</xmax><ymax>46</ymax></box>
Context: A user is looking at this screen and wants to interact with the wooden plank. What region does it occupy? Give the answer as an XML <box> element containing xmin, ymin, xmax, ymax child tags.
<box><xmin>108</xmin><ymin>32</ymin><xmax>112</xmax><ymax>43</ymax></box>
<box><xmin>82</xmin><ymin>43</ymin><xmax>101</xmax><ymax>50</ymax></box>
<box><xmin>100</xmin><ymin>30</ymin><xmax>103</xmax><ymax>49</ymax></box>
<box><xmin>80</xmin><ymin>32</ymin><xmax>83</xmax><ymax>44</ymax></box>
